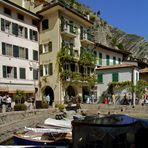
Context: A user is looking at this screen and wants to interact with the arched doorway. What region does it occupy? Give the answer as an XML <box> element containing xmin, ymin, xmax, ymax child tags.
<box><xmin>43</xmin><ymin>86</ymin><xmax>54</xmax><ymax>105</ymax></box>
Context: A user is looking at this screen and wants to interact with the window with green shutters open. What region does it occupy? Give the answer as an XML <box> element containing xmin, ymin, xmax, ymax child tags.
<box><xmin>97</xmin><ymin>73</ymin><xmax>103</xmax><ymax>83</ymax></box>
<box><xmin>2</xmin><ymin>42</ymin><xmax>28</xmax><ymax>59</ymax></box>
<box><xmin>40</xmin><ymin>42</ymin><xmax>52</xmax><ymax>54</ymax></box>
<box><xmin>112</xmin><ymin>72</ymin><xmax>118</xmax><ymax>82</ymax></box>
<box><xmin>3</xmin><ymin>65</ymin><xmax>17</xmax><ymax>79</ymax></box>
<box><xmin>30</xmin><ymin>29</ymin><xmax>38</xmax><ymax>41</ymax></box>
<box><xmin>1</xmin><ymin>18</ymin><xmax>28</xmax><ymax>39</ymax></box>
<box><xmin>19</xmin><ymin>68</ymin><xmax>26</xmax><ymax>79</ymax></box>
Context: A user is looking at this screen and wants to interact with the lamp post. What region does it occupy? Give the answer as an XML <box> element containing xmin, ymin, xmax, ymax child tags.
<box><xmin>29</xmin><ymin>61</ymin><xmax>39</xmax><ymax>109</ymax></box>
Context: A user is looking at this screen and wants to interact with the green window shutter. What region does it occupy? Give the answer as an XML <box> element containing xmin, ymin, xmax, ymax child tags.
<box><xmin>30</xmin><ymin>29</ymin><xmax>32</xmax><ymax>40</ymax></box>
<box><xmin>118</xmin><ymin>58</ymin><xmax>121</xmax><ymax>64</ymax></box>
<box><xmin>20</xmin><ymin>68</ymin><xmax>26</xmax><ymax>79</ymax></box>
<box><xmin>99</xmin><ymin>53</ymin><xmax>102</xmax><ymax>65</ymax></box>
<box><xmin>3</xmin><ymin>65</ymin><xmax>6</xmax><ymax>78</ymax></box>
<box><xmin>97</xmin><ymin>73</ymin><xmax>103</xmax><ymax>83</ymax></box>
<box><xmin>14</xmin><ymin>67</ymin><xmax>17</xmax><ymax>79</ymax></box>
<box><xmin>1</xmin><ymin>18</ymin><xmax>5</xmax><ymax>31</ymax></box>
<box><xmin>40</xmin><ymin>65</ymin><xmax>43</xmax><ymax>76</ymax></box>
<box><xmin>61</xmin><ymin>16</ymin><xmax>64</xmax><ymax>31</ymax></box>
<box><xmin>106</xmin><ymin>55</ymin><xmax>110</xmax><ymax>66</ymax></box>
<box><xmin>12</xmin><ymin>23</ymin><xmax>18</xmax><ymax>36</ymax></box>
<box><xmin>33</xmin><ymin>69</ymin><xmax>38</xmax><ymax>80</ymax></box>
<box><xmin>34</xmin><ymin>31</ymin><xmax>38</xmax><ymax>41</ymax></box>
<box><xmin>39</xmin><ymin>44</ymin><xmax>42</xmax><ymax>54</ymax></box>
<box><xmin>113</xmin><ymin>57</ymin><xmax>116</xmax><ymax>65</ymax></box>
<box><xmin>48</xmin><ymin>42</ymin><xmax>52</xmax><ymax>52</ymax></box>
<box><xmin>80</xmin><ymin>26</ymin><xmax>83</xmax><ymax>39</ymax></box>
<box><xmin>25</xmin><ymin>48</ymin><xmax>28</xmax><ymax>59</ymax></box>
<box><xmin>33</xmin><ymin>50</ymin><xmax>38</xmax><ymax>61</ymax></box>
<box><xmin>25</xmin><ymin>27</ymin><xmax>28</xmax><ymax>39</ymax></box>
<box><xmin>112</xmin><ymin>72</ymin><xmax>118</xmax><ymax>82</ymax></box>
<box><xmin>13</xmin><ymin>45</ymin><xmax>19</xmax><ymax>57</ymax></box>
<box><xmin>49</xmin><ymin>63</ymin><xmax>53</xmax><ymax>75</ymax></box>
<box><xmin>2</xmin><ymin>42</ymin><xmax>6</xmax><ymax>55</ymax></box>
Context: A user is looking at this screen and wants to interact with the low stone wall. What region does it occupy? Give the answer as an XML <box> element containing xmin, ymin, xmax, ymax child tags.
<box><xmin>0</xmin><ymin>109</ymin><xmax>55</xmax><ymax>143</ymax></box>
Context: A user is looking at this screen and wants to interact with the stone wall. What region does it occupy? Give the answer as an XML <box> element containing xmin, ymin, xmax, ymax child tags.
<box><xmin>0</xmin><ymin>109</ymin><xmax>54</xmax><ymax>143</ymax></box>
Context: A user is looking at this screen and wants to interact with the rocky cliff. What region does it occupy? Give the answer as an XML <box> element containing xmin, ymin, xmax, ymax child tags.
<box><xmin>94</xmin><ymin>17</ymin><xmax>148</xmax><ymax>59</ymax></box>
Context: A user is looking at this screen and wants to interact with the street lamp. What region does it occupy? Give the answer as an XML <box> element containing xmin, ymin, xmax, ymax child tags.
<box><xmin>29</xmin><ymin>61</ymin><xmax>39</xmax><ymax>109</ymax></box>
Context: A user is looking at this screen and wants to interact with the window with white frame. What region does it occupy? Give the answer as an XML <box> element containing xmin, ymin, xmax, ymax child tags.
<box><xmin>3</xmin><ymin>65</ymin><xmax>17</xmax><ymax>79</ymax></box>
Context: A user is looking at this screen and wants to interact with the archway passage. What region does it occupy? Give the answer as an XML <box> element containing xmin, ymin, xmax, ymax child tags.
<box><xmin>44</xmin><ymin>86</ymin><xmax>54</xmax><ymax>105</ymax></box>
<box><xmin>66</xmin><ymin>86</ymin><xmax>76</xmax><ymax>97</ymax></box>
<box><xmin>64</xmin><ymin>86</ymin><xmax>76</xmax><ymax>103</ymax></box>
<box><xmin>82</xmin><ymin>86</ymin><xmax>90</xmax><ymax>103</ymax></box>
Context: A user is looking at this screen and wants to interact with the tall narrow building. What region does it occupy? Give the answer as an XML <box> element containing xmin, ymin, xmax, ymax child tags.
<box><xmin>0</xmin><ymin>0</ymin><xmax>40</xmax><ymax>100</ymax></box>
<box><xmin>37</xmin><ymin>1</ymin><xmax>96</xmax><ymax>104</ymax></box>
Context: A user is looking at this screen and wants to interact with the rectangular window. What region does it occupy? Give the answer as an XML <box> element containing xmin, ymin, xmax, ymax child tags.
<box><xmin>20</xmin><ymin>68</ymin><xmax>26</xmax><ymax>79</ymax></box>
<box><xmin>4</xmin><ymin>8</ymin><xmax>11</xmax><ymax>16</ymax></box>
<box><xmin>97</xmin><ymin>73</ymin><xmax>103</xmax><ymax>83</ymax></box>
<box><xmin>33</xmin><ymin>69</ymin><xmax>38</xmax><ymax>80</ymax></box>
<box><xmin>113</xmin><ymin>57</ymin><xmax>116</xmax><ymax>65</ymax></box>
<box><xmin>44</xmin><ymin>65</ymin><xmax>49</xmax><ymax>76</ymax></box>
<box><xmin>42</xmin><ymin>19</ymin><xmax>48</xmax><ymax>30</ymax></box>
<box><xmin>39</xmin><ymin>44</ymin><xmax>42</xmax><ymax>54</ymax></box>
<box><xmin>106</xmin><ymin>55</ymin><xmax>110</xmax><ymax>66</ymax></box>
<box><xmin>99</xmin><ymin>53</ymin><xmax>102</xmax><ymax>65</ymax></box>
<box><xmin>118</xmin><ymin>58</ymin><xmax>121</xmax><ymax>64</ymax></box>
<box><xmin>3</xmin><ymin>65</ymin><xmax>17</xmax><ymax>79</ymax></box>
<box><xmin>17</xmin><ymin>13</ymin><xmax>24</xmax><ymax>21</ymax></box>
<box><xmin>19</xmin><ymin>47</ymin><xmax>26</xmax><ymax>59</ymax></box>
<box><xmin>33</xmin><ymin>50</ymin><xmax>38</xmax><ymax>61</ymax></box>
<box><xmin>1</xmin><ymin>19</ymin><xmax>11</xmax><ymax>33</ymax></box>
<box><xmin>112</xmin><ymin>72</ymin><xmax>118</xmax><ymax>82</ymax></box>
<box><xmin>18</xmin><ymin>25</ymin><xmax>24</xmax><ymax>37</ymax></box>
<box><xmin>30</xmin><ymin>29</ymin><xmax>38</xmax><ymax>41</ymax></box>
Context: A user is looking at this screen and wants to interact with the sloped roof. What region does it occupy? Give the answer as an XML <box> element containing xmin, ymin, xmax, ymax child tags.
<box><xmin>96</xmin><ymin>64</ymin><xmax>137</xmax><ymax>70</ymax></box>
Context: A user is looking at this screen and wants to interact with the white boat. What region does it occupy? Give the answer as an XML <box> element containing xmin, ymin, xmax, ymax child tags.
<box><xmin>24</xmin><ymin>127</ymin><xmax>72</xmax><ymax>134</ymax></box>
<box><xmin>44</xmin><ymin>118</ymin><xmax>72</xmax><ymax>128</ymax></box>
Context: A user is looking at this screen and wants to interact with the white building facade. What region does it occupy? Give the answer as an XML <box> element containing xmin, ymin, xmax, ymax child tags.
<box><xmin>0</xmin><ymin>0</ymin><xmax>40</xmax><ymax>99</ymax></box>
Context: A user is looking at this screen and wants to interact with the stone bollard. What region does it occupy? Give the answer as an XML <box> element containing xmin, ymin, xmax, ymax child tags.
<box><xmin>2</xmin><ymin>104</ymin><xmax>6</xmax><ymax>113</ymax></box>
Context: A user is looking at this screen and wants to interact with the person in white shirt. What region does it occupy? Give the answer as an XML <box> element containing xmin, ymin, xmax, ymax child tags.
<box><xmin>6</xmin><ymin>95</ymin><xmax>12</xmax><ymax>108</ymax></box>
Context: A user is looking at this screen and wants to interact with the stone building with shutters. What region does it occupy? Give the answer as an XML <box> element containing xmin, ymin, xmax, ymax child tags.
<box><xmin>0</xmin><ymin>0</ymin><xmax>40</xmax><ymax>100</ymax></box>
<box><xmin>37</xmin><ymin>1</ymin><xmax>95</xmax><ymax>104</ymax></box>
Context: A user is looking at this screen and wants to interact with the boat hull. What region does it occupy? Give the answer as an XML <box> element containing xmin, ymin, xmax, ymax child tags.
<box><xmin>13</xmin><ymin>135</ymin><xmax>71</xmax><ymax>147</ymax></box>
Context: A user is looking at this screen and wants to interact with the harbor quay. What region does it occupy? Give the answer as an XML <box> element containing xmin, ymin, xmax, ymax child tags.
<box><xmin>1</xmin><ymin>104</ymin><xmax>148</xmax><ymax>144</ymax></box>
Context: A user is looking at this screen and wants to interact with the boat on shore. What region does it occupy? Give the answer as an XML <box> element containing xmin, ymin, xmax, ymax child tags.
<box><xmin>13</xmin><ymin>127</ymin><xmax>72</xmax><ymax>147</ymax></box>
<box><xmin>44</xmin><ymin>117</ymin><xmax>72</xmax><ymax>128</ymax></box>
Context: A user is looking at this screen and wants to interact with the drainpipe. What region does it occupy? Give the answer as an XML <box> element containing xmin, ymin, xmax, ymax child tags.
<box><xmin>132</xmin><ymin>68</ymin><xmax>136</xmax><ymax>106</ymax></box>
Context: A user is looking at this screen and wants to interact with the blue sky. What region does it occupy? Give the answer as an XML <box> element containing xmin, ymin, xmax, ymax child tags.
<box><xmin>78</xmin><ymin>0</ymin><xmax>148</xmax><ymax>41</ymax></box>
